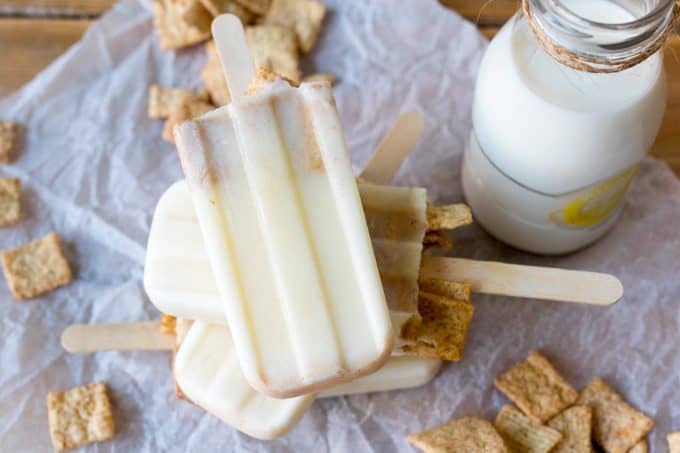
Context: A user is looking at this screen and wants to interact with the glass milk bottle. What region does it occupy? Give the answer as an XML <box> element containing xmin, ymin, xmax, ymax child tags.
<box><xmin>462</xmin><ymin>0</ymin><xmax>676</xmax><ymax>254</ymax></box>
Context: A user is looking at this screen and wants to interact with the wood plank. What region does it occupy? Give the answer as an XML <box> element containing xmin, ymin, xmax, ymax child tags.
<box><xmin>0</xmin><ymin>0</ymin><xmax>114</xmax><ymax>16</ymax></box>
<box><xmin>0</xmin><ymin>18</ymin><xmax>90</xmax><ymax>97</ymax></box>
<box><xmin>441</xmin><ymin>0</ymin><xmax>519</xmax><ymax>24</ymax></box>
<box><xmin>652</xmin><ymin>36</ymin><xmax>680</xmax><ymax>172</ymax></box>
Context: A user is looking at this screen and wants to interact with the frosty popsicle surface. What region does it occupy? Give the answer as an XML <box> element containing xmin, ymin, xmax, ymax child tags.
<box><xmin>174</xmin><ymin>19</ymin><xmax>392</xmax><ymax>396</ymax></box>
<box><xmin>174</xmin><ymin>321</ymin><xmax>313</xmax><ymax>440</ymax></box>
<box><xmin>174</xmin><ymin>321</ymin><xmax>440</xmax><ymax>439</ymax></box>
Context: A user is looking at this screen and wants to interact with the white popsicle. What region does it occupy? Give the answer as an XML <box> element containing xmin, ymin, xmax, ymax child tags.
<box><xmin>174</xmin><ymin>16</ymin><xmax>392</xmax><ymax>397</ymax></box>
<box><xmin>174</xmin><ymin>321</ymin><xmax>441</xmax><ymax>439</ymax></box>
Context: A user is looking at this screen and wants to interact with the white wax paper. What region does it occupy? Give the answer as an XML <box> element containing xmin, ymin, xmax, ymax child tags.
<box><xmin>0</xmin><ymin>0</ymin><xmax>678</xmax><ymax>451</ymax></box>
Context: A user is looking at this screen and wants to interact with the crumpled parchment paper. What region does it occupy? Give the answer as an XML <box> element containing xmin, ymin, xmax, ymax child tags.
<box><xmin>0</xmin><ymin>0</ymin><xmax>678</xmax><ymax>451</ymax></box>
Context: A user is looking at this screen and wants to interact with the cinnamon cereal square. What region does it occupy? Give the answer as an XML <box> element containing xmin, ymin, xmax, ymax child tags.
<box><xmin>0</xmin><ymin>121</ymin><xmax>18</xmax><ymax>164</ymax></box>
<box><xmin>494</xmin><ymin>351</ymin><xmax>578</xmax><ymax>423</ymax></box>
<box><xmin>1</xmin><ymin>232</ymin><xmax>72</xmax><ymax>299</ymax></box>
<box><xmin>0</xmin><ymin>177</ymin><xmax>21</xmax><ymax>226</ymax></box>
<box><xmin>47</xmin><ymin>382</ymin><xmax>115</xmax><ymax>451</ymax></box>
<box><xmin>265</xmin><ymin>0</ymin><xmax>326</xmax><ymax>52</ymax></box>
<box><xmin>577</xmin><ymin>378</ymin><xmax>653</xmax><ymax>453</ymax></box>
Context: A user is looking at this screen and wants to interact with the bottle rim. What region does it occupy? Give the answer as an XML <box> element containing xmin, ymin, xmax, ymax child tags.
<box><xmin>535</xmin><ymin>0</ymin><xmax>675</xmax><ymax>30</ymax></box>
<box><xmin>527</xmin><ymin>0</ymin><xmax>676</xmax><ymax>70</ymax></box>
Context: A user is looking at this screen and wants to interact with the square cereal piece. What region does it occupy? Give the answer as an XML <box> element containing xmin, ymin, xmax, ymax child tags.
<box><xmin>47</xmin><ymin>382</ymin><xmax>115</xmax><ymax>451</ymax></box>
<box><xmin>0</xmin><ymin>177</ymin><xmax>21</xmax><ymax>226</ymax></box>
<box><xmin>547</xmin><ymin>405</ymin><xmax>593</xmax><ymax>453</ymax></box>
<box><xmin>0</xmin><ymin>121</ymin><xmax>18</xmax><ymax>164</ymax></box>
<box><xmin>418</xmin><ymin>277</ymin><xmax>471</xmax><ymax>301</ymax></box>
<box><xmin>494</xmin><ymin>351</ymin><xmax>578</xmax><ymax>424</ymax></box>
<box><xmin>160</xmin><ymin>313</ymin><xmax>177</xmax><ymax>335</ymax></box>
<box><xmin>162</xmin><ymin>96</ymin><xmax>214</xmax><ymax>143</ymax></box>
<box><xmin>427</xmin><ymin>202</ymin><xmax>473</xmax><ymax>231</ymax></box>
<box><xmin>148</xmin><ymin>84</ymin><xmax>209</xmax><ymax>119</ymax></box>
<box><xmin>202</xmin><ymin>41</ymin><xmax>232</xmax><ymax>106</ymax></box>
<box><xmin>245</xmin><ymin>25</ymin><xmax>301</xmax><ymax>83</ymax></box>
<box><xmin>1</xmin><ymin>232</ymin><xmax>72</xmax><ymax>300</ymax></box>
<box><xmin>423</xmin><ymin>230</ymin><xmax>453</xmax><ymax>250</ymax></box>
<box><xmin>577</xmin><ymin>378</ymin><xmax>653</xmax><ymax>453</ymax></box>
<box><xmin>494</xmin><ymin>405</ymin><xmax>562</xmax><ymax>453</ymax></box>
<box><xmin>199</xmin><ymin>0</ymin><xmax>254</xmax><ymax>22</ymax></box>
<box><xmin>400</xmin><ymin>291</ymin><xmax>474</xmax><ymax>361</ymax></box>
<box><xmin>152</xmin><ymin>0</ymin><xmax>212</xmax><ymax>50</ymax></box>
<box><xmin>265</xmin><ymin>0</ymin><xmax>326</xmax><ymax>53</ymax></box>
<box><xmin>668</xmin><ymin>432</ymin><xmax>680</xmax><ymax>453</ymax></box>
<box><xmin>233</xmin><ymin>0</ymin><xmax>270</xmax><ymax>15</ymax></box>
<box><xmin>628</xmin><ymin>440</ymin><xmax>648</xmax><ymax>453</ymax></box>
<box><xmin>407</xmin><ymin>417</ymin><xmax>509</xmax><ymax>453</ymax></box>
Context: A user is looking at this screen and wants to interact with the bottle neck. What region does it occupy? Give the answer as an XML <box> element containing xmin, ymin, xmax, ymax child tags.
<box><xmin>524</xmin><ymin>0</ymin><xmax>676</xmax><ymax>72</ymax></box>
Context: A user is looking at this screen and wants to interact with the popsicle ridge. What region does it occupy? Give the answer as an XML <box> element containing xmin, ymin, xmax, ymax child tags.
<box><xmin>229</xmin><ymin>82</ymin><xmax>348</xmax><ymax>383</ymax></box>
<box><xmin>176</xmin><ymin>114</ymin><xmax>270</xmax><ymax>392</ymax></box>
<box><xmin>299</xmin><ymin>83</ymin><xmax>394</xmax><ymax>360</ymax></box>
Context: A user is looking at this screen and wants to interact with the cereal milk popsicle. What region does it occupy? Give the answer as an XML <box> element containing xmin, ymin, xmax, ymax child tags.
<box><xmin>173</xmin><ymin>15</ymin><xmax>393</xmax><ymax>397</ymax></box>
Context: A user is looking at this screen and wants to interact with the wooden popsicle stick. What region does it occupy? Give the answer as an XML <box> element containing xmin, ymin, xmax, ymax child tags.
<box><xmin>420</xmin><ymin>256</ymin><xmax>623</xmax><ymax>305</ymax></box>
<box><xmin>360</xmin><ymin>111</ymin><xmax>425</xmax><ymax>184</ymax></box>
<box><xmin>60</xmin><ymin>321</ymin><xmax>174</xmax><ymax>353</ymax></box>
<box><xmin>211</xmin><ymin>14</ymin><xmax>255</xmax><ymax>101</ymax></box>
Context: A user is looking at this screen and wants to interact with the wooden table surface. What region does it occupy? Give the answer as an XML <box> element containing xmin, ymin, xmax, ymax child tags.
<box><xmin>1</xmin><ymin>0</ymin><xmax>678</xmax><ymax>176</ymax></box>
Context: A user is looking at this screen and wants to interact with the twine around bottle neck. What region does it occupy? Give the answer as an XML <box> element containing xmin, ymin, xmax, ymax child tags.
<box><xmin>521</xmin><ymin>0</ymin><xmax>678</xmax><ymax>73</ymax></box>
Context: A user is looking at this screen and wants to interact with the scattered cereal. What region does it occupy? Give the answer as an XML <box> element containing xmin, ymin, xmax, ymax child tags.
<box><xmin>265</xmin><ymin>0</ymin><xmax>326</xmax><ymax>53</ymax></box>
<box><xmin>408</xmin><ymin>417</ymin><xmax>508</xmax><ymax>453</ymax></box>
<box><xmin>152</xmin><ymin>0</ymin><xmax>212</xmax><ymax>50</ymax></box>
<box><xmin>246</xmin><ymin>25</ymin><xmax>301</xmax><ymax>83</ymax></box>
<box><xmin>202</xmin><ymin>41</ymin><xmax>232</xmax><ymax>106</ymax></box>
<box><xmin>577</xmin><ymin>378</ymin><xmax>653</xmax><ymax>453</ymax></box>
<box><xmin>494</xmin><ymin>351</ymin><xmax>578</xmax><ymax>424</ymax></box>
<box><xmin>494</xmin><ymin>405</ymin><xmax>562</xmax><ymax>453</ymax></box>
<box><xmin>0</xmin><ymin>177</ymin><xmax>21</xmax><ymax>226</ymax></box>
<box><xmin>427</xmin><ymin>202</ymin><xmax>473</xmax><ymax>231</ymax></box>
<box><xmin>0</xmin><ymin>121</ymin><xmax>18</xmax><ymax>164</ymax></box>
<box><xmin>148</xmin><ymin>84</ymin><xmax>209</xmax><ymax>119</ymax></box>
<box><xmin>401</xmin><ymin>290</ymin><xmax>474</xmax><ymax>361</ymax></box>
<box><xmin>199</xmin><ymin>0</ymin><xmax>255</xmax><ymax>22</ymax></box>
<box><xmin>233</xmin><ymin>0</ymin><xmax>270</xmax><ymax>15</ymax></box>
<box><xmin>47</xmin><ymin>382</ymin><xmax>115</xmax><ymax>451</ymax></box>
<box><xmin>547</xmin><ymin>405</ymin><xmax>593</xmax><ymax>453</ymax></box>
<box><xmin>1</xmin><ymin>232</ymin><xmax>72</xmax><ymax>300</ymax></box>
<box><xmin>162</xmin><ymin>96</ymin><xmax>215</xmax><ymax>143</ymax></box>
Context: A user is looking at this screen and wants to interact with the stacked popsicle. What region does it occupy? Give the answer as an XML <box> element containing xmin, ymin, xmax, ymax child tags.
<box><xmin>143</xmin><ymin>13</ymin><xmax>474</xmax><ymax>440</ymax></box>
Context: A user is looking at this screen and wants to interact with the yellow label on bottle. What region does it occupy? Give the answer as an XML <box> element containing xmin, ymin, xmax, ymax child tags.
<box><xmin>550</xmin><ymin>166</ymin><xmax>637</xmax><ymax>228</ymax></box>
